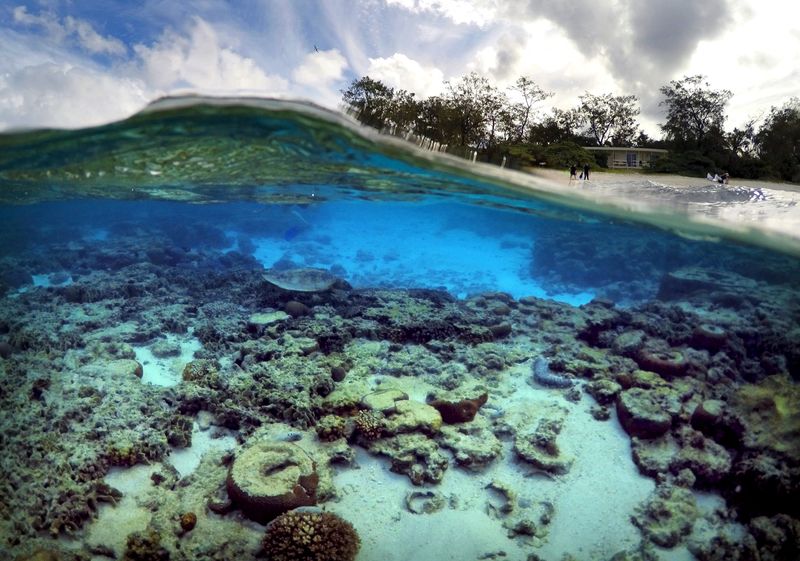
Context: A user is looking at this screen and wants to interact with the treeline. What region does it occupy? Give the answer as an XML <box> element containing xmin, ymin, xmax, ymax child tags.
<box><xmin>341</xmin><ymin>73</ymin><xmax>800</xmax><ymax>182</ymax></box>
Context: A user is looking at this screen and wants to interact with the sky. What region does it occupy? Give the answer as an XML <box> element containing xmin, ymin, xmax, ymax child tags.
<box><xmin>0</xmin><ymin>0</ymin><xmax>798</xmax><ymax>136</ymax></box>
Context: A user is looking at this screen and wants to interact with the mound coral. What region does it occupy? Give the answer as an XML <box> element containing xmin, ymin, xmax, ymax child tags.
<box><xmin>428</xmin><ymin>392</ymin><xmax>488</xmax><ymax>423</ymax></box>
<box><xmin>226</xmin><ymin>441</ymin><xmax>319</xmax><ymax>524</ymax></box>
<box><xmin>179</xmin><ymin>511</ymin><xmax>197</xmax><ymax>532</ymax></box>
<box><xmin>315</xmin><ymin>414</ymin><xmax>347</xmax><ymax>442</ymax></box>
<box><xmin>636</xmin><ymin>347</ymin><xmax>688</xmax><ymax>380</ymax></box>
<box><xmin>262</xmin><ymin>510</ymin><xmax>360</xmax><ymax>561</ymax></box>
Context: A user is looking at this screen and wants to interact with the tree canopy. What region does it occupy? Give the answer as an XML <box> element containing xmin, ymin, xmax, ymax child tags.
<box><xmin>578</xmin><ymin>92</ymin><xmax>640</xmax><ymax>146</ymax></box>
<box><xmin>659</xmin><ymin>75</ymin><xmax>732</xmax><ymax>149</ymax></box>
<box><xmin>341</xmin><ymin>72</ymin><xmax>799</xmax><ymax>182</ymax></box>
<box><xmin>757</xmin><ymin>98</ymin><xmax>800</xmax><ymax>182</ymax></box>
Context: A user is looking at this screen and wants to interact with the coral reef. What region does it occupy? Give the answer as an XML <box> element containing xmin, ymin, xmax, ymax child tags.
<box><xmin>0</xmin><ymin>206</ymin><xmax>799</xmax><ymax>560</ymax></box>
<box><xmin>616</xmin><ymin>387</ymin><xmax>680</xmax><ymax>439</ymax></box>
<box><xmin>178</xmin><ymin>512</ymin><xmax>197</xmax><ymax>533</ymax></box>
<box><xmin>368</xmin><ymin>433</ymin><xmax>449</xmax><ymax>484</ymax></box>
<box><xmin>632</xmin><ymin>484</ymin><xmax>698</xmax><ymax>548</ymax></box>
<box><xmin>123</xmin><ymin>529</ymin><xmax>170</xmax><ymax>561</ymax></box>
<box><xmin>315</xmin><ymin>414</ymin><xmax>347</xmax><ymax>442</ymax></box>
<box><xmin>514</xmin><ymin>404</ymin><xmax>574</xmax><ymax>475</ymax></box>
<box><xmin>261</xmin><ymin>510</ymin><xmax>360</xmax><ymax>561</ymax></box>
<box><xmin>437</xmin><ymin>419</ymin><xmax>502</xmax><ymax>471</ymax></box>
<box><xmin>352</xmin><ymin>410</ymin><xmax>384</xmax><ymax>441</ymax></box>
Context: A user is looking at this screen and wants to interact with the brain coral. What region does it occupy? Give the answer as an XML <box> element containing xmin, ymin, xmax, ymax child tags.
<box><xmin>262</xmin><ymin>510</ymin><xmax>360</xmax><ymax>561</ymax></box>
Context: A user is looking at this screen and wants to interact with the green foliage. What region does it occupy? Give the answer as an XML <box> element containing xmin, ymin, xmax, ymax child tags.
<box><xmin>508</xmin><ymin>76</ymin><xmax>553</xmax><ymax>142</ymax></box>
<box><xmin>592</xmin><ymin>151</ymin><xmax>609</xmax><ymax>168</ymax></box>
<box><xmin>756</xmin><ymin>98</ymin><xmax>800</xmax><ymax>182</ymax></box>
<box><xmin>650</xmin><ymin>151</ymin><xmax>716</xmax><ymax>177</ymax></box>
<box><xmin>505</xmin><ymin>144</ymin><xmax>540</xmax><ymax>167</ymax></box>
<box><xmin>659</xmin><ymin>75</ymin><xmax>731</xmax><ymax>150</ymax></box>
<box><xmin>341</xmin><ymin>73</ymin><xmax>798</xmax><ymax>184</ymax></box>
<box><xmin>443</xmin><ymin>72</ymin><xmax>504</xmax><ymax>148</ymax></box>
<box><xmin>512</xmin><ymin>142</ymin><xmax>594</xmax><ymax>169</ymax></box>
<box><xmin>341</xmin><ymin>76</ymin><xmax>395</xmax><ymax>129</ymax></box>
<box><xmin>578</xmin><ymin>92</ymin><xmax>640</xmax><ymax>146</ymax></box>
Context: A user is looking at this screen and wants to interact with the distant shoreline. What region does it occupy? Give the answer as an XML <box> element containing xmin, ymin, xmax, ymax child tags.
<box><xmin>526</xmin><ymin>167</ymin><xmax>800</xmax><ymax>194</ymax></box>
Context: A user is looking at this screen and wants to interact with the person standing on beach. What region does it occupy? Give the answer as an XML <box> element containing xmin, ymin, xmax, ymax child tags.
<box><xmin>583</xmin><ymin>163</ymin><xmax>590</xmax><ymax>181</ymax></box>
<box><xmin>570</xmin><ymin>164</ymin><xmax>577</xmax><ymax>180</ymax></box>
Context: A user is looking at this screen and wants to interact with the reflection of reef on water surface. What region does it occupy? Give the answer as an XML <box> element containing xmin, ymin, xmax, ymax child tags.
<box><xmin>0</xmin><ymin>99</ymin><xmax>524</xmax><ymax>207</ymax></box>
<box><xmin>0</xmin><ymin>216</ymin><xmax>798</xmax><ymax>561</ymax></box>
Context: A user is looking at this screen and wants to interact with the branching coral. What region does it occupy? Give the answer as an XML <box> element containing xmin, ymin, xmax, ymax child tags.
<box><xmin>353</xmin><ymin>410</ymin><xmax>383</xmax><ymax>440</ymax></box>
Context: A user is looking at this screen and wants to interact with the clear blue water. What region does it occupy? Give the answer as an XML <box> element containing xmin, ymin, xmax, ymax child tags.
<box><xmin>0</xmin><ymin>98</ymin><xmax>798</xmax><ymax>561</ymax></box>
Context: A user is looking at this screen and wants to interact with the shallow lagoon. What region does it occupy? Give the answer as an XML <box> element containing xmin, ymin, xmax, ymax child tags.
<box><xmin>0</xmin><ymin>99</ymin><xmax>798</xmax><ymax>561</ymax></box>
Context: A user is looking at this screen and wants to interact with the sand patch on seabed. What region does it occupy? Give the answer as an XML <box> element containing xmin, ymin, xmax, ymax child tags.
<box><xmin>169</xmin><ymin>417</ymin><xmax>238</xmax><ymax>478</ymax></box>
<box><xmin>134</xmin><ymin>334</ymin><xmax>202</xmax><ymax>386</ymax></box>
<box><xmin>80</xmin><ymin>419</ymin><xmax>237</xmax><ymax>559</ymax></box>
<box><xmin>84</xmin><ymin>464</ymin><xmax>157</xmax><ymax>558</ymax></box>
<box><xmin>326</xmin><ymin>367</ymin><xmax>732</xmax><ymax>561</ymax></box>
<box><xmin>329</xmin><ymin>370</ymin><xmax>647</xmax><ymax>561</ymax></box>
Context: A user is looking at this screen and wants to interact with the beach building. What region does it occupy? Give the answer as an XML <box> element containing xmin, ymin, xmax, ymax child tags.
<box><xmin>584</xmin><ymin>146</ymin><xmax>668</xmax><ymax>169</ymax></box>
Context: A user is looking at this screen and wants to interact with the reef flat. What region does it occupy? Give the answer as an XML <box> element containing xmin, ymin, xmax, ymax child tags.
<box><xmin>1</xmin><ymin>214</ymin><xmax>799</xmax><ymax>561</ymax></box>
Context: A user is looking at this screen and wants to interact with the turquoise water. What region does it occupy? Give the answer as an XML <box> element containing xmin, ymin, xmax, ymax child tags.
<box><xmin>1</xmin><ymin>98</ymin><xmax>799</xmax><ymax>561</ymax></box>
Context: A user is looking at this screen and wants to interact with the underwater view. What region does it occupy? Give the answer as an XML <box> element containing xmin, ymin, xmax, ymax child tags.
<box><xmin>1</xmin><ymin>98</ymin><xmax>799</xmax><ymax>561</ymax></box>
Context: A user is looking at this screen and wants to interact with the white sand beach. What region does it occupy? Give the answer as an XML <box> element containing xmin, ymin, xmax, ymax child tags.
<box><xmin>527</xmin><ymin>168</ymin><xmax>800</xmax><ymax>194</ymax></box>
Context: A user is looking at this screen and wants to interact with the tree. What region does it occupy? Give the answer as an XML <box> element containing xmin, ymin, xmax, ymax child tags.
<box><xmin>481</xmin><ymin>85</ymin><xmax>510</xmax><ymax>150</ymax></box>
<box><xmin>387</xmin><ymin>89</ymin><xmax>420</xmax><ymax>132</ymax></box>
<box><xmin>726</xmin><ymin>118</ymin><xmax>757</xmax><ymax>157</ymax></box>
<box><xmin>341</xmin><ymin>76</ymin><xmax>395</xmax><ymax>129</ymax></box>
<box><xmin>443</xmin><ymin>72</ymin><xmax>494</xmax><ymax>147</ymax></box>
<box><xmin>632</xmin><ymin>131</ymin><xmax>658</xmax><ymax>148</ymax></box>
<box><xmin>756</xmin><ymin>98</ymin><xmax>800</xmax><ymax>181</ymax></box>
<box><xmin>659</xmin><ymin>75</ymin><xmax>732</xmax><ymax>150</ymax></box>
<box><xmin>416</xmin><ymin>95</ymin><xmax>451</xmax><ymax>143</ymax></box>
<box><xmin>508</xmin><ymin>77</ymin><xmax>553</xmax><ymax>142</ymax></box>
<box><xmin>528</xmin><ymin>108</ymin><xmax>584</xmax><ymax>145</ymax></box>
<box><xmin>578</xmin><ymin>92</ymin><xmax>640</xmax><ymax>146</ymax></box>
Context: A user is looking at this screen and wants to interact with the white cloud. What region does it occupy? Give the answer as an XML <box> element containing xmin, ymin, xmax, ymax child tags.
<box><xmin>292</xmin><ymin>49</ymin><xmax>349</xmax><ymax>88</ymax></box>
<box><xmin>0</xmin><ymin>62</ymin><xmax>148</xmax><ymax>130</ymax></box>
<box><xmin>682</xmin><ymin>0</ymin><xmax>800</xmax><ymax>129</ymax></box>
<box><xmin>12</xmin><ymin>6</ymin><xmax>65</xmax><ymax>39</ymax></box>
<box><xmin>132</xmin><ymin>17</ymin><xmax>288</xmax><ymax>94</ymax></box>
<box><xmin>64</xmin><ymin>16</ymin><xmax>127</xmax><ymax>56</ymax></box>
<box><xmin>366</xmin><ymin>53</ymin><xmax>445</xmax><ymax>97</ymax></box>
<box><xmin>0</xmin><ymin>16</ymin><xmax>291</xmax><ymax>130</ymax></box>
<box><xmin>385</xmin><ymin>0</ymin><xmax>499</xmax><ymax>26</ymax></box>
<box><xmin>13</xmin><ymin>6</ymin><xmax>126</xmax><ymax>56</ymax></box>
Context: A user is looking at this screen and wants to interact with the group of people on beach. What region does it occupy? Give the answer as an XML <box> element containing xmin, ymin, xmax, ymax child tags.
<box><xmin>707</xmin><ymin>171</ymin><xmax>730</xmax><ymax>184</ymax></box>
<box><xmin>570</xmin><ymin>163</ymin><xmax>590</xmax><ymax>181</ymax></box>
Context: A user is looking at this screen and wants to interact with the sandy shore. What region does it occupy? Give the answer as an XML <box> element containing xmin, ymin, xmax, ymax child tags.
<box><xmin>527</xmin><ymin>167</ymin><xmax>800</xmax><ymax>194</ymax></box>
